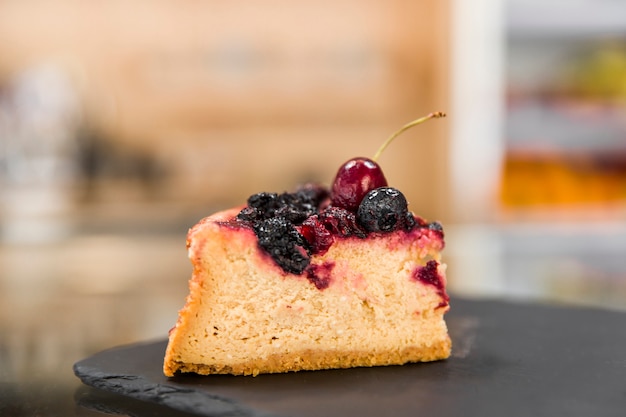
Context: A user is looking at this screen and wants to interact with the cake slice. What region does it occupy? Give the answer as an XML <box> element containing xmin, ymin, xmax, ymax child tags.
<box><xmin>163</xmin><ymin>186</ymin><xmax>450</xmax><ymax>377</ymax></box>
<box><xmin>164</xmin><ymin>113</ymin><xmax>450</xmax><ymax>376</ymax></box>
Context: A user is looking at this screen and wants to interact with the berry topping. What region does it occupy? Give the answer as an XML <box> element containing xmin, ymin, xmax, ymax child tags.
<box><xmin>330</xmin><ymin>112</ymin><xmax>445</xmax><ymax>213</ymax></box>
<box><xmin>237</xmin><ymin>185</ymin><xmax>328</xmax><ymax>225</ymax></box>
<box><xmin>428</xmin><ymin>221</ymin><xmax>444</xmax><ymax>233</ymax></box>
<box><xmin>253</xmin><ymin>217</ymin><xmax>310</xmax><ymax>274</ymax></box>
<box><xmin>296</xmin><ymin>183</ymin><xmax>330</xmax><ymax>207</ymax></box>
<box><xmin>330</xmin><ymin>157</ymin><xmax>388</xmax><ymax>212</ymax></box>
<box><xmin>357</xmin><ymin>187</ymin><xmax>411</xmax><ymax>233</ymax></box>
<box><xmin>227</xmin><ymin>111</ymin><xmax>447</xmax><ymax>279</ymax></box>
<box><xmin>318</xmin><ymin>206</ymin><xmax>366</xmax><ymax>238</ymax></box>
<box><xmin>248</xmin><ymin>192</ymin><xmax>278</xmax><ymax>212</ymax></box>
<box><xmin>404</xmin><ymin>211</ymin><xmax>417</xmax><ymax>230</ymax></box>
<box><xmin>298</xmin><ymin>216</ymin><xmax>334</xmax><ymax>255</ymax></box>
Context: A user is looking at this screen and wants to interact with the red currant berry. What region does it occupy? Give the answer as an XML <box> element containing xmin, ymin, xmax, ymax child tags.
<box><xmin>298</xmin><ymin>216</ymin><xmax>334</xmax><ymax>254</ymax></box>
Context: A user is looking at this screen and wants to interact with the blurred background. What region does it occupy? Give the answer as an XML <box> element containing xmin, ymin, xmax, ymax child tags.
<box><xmin>1</xmin><ymin>0</ymin><xmax>625</xmax><ymax>414</ymax></box>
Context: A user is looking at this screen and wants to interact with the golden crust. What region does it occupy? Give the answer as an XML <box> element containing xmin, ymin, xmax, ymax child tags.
<box><xmin>165</xmin><ymin>338</ymin><xmax>451</xmax><ymax>377</ymax></box>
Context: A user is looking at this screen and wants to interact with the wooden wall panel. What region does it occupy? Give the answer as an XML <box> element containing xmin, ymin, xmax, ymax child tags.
<box><xmin>0</xmin><ymin>0</ymin><xmax>450</xmax><ymax>220</ymax></box>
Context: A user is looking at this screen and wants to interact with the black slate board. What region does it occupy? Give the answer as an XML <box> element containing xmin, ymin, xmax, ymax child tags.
<box><xmin>73</xmin><ymin>298</ymin><xmax>626</xmax><ymax>417</ymax></box>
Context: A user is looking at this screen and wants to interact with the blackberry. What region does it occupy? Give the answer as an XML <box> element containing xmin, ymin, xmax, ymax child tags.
<box><xmin>235</xmin><ymin>186</ymin><xmax>331</xmax><ymax>274</ymax></box>
<box><xmin>428</xmin><ymin>221</ymin><xmax>444</xmax><ymax>233</ymax></box>
<box><xmin>237</xmin><ymin>192</ymin><xmax>277</xmax><ymax>222</ymax></box>
<box><xmin>236</xmin><ymin>206</ymin><xmax>261</xmax><ymax>222</ymax></box>
<box><xmin>248</xmin><ymin>192</ymin><xmax>278</xmax><ymax>212</ymax></box>
<box><xmin>404</xmin><ymin>211</ymin><xmax>417</xmax><ymax>230</ymax></box>
<box><xmin>357</xmin><ymin>187</ymin><xmax>410</xmax><ymax>233</ymax></box>
<box><xmin>253</xmin><ymin>217</ymin><xmax>310</xmax><ymax>274</ymax></box>
<box><xmin>295</xmin><ymin>183</ymin><xmax>330</xmax><ymax>208</ymax></box>
<box><xmin>239</xmin><ymin>187</ymin><xmax>327</xmax><ymax>225</ymax></box>
<box><xmin>273</xmin><ymin>193</ymin><xmax>315</xmax><ymax>224</ymax></box>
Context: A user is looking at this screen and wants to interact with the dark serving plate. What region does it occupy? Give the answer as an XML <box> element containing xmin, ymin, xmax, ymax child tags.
<box><xmin>73</xmin><ymin>298</ymin><xmax>626</xmax><ymax>417</ymax></box>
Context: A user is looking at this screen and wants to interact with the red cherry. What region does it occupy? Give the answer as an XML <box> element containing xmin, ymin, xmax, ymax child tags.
<box><xmin>330</xmin><ymin>157</ymin><xmax>388</xmax><ymax>212</ymax></box>
<box><xmin>330</xmin><ymin>112</ymin><xmax>446</xmax><ymax>213</ymax></box>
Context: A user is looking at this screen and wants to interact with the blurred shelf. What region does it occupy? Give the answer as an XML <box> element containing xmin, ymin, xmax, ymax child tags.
<box><xmin>446</xmin><ymin>221</ymin><xmax>626</xmax><ymax>312</ymax></box>
<box><xmin>506</xmin><ymin>100</ymin><xmax>626</xmax><ymax>151</ymax></box>
<box><xmin>507</xmin><ymin>1</ymin><xmax>626</xmax><ymax>39</ymax></box>
<box><xmin>500</xmin><ymin>0</ymin><xmax>626</xmax><ymax>216</ymax></box>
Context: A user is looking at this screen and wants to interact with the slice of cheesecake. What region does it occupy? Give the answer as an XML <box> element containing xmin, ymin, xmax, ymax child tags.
<box><xmin>163</xmin><ymin>184</ymin><xmax>450</xmax><ymax>377</ymax></box>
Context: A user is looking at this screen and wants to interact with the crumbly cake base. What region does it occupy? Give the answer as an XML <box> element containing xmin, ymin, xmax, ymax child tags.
<box><xmin>164</xmin><ymin>208</ymin><xmax>450</xmax><ymax>377</ymax></box>
<box><xmin>167</xmin><ymin>342</ymin><xmax>451</xmax><ymax>377</ymax></box>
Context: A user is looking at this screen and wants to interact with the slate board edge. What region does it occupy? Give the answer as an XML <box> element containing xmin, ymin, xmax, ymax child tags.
<box><xmin>72</xmin><ymin>344</ymin><xmax>281</xmax><ymax>417</ymax></box>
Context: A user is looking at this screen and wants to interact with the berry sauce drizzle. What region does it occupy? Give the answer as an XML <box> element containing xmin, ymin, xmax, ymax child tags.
<box><xmin>412</xmin><ymin>260</ymin><xmax>450</xmax><ymax>308</ymax></box>
<box><xmin>306</xmin><ymin>262</ymin><xmax>335</xmax><ymax>290</ymax></box>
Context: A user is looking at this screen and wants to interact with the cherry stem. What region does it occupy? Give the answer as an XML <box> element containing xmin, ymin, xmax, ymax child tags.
<box><xmin>372</xmin><ymin>111</ymin><xmax>446</xmax><ymax>162</ymax></box>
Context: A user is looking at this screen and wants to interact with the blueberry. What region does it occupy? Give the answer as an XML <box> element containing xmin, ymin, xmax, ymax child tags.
<box><xmin>357</xmin><ymin>187</ymin><xmax>410</xmax><ymax>233</ymax></box>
